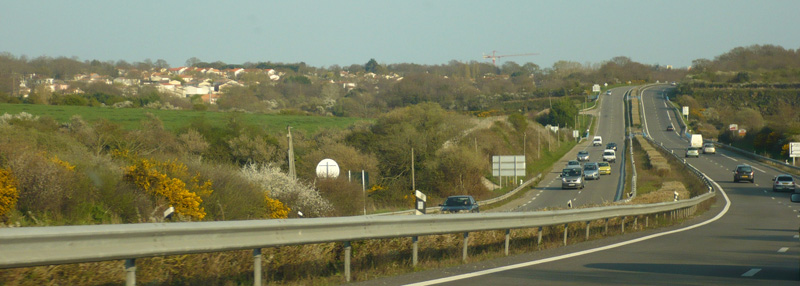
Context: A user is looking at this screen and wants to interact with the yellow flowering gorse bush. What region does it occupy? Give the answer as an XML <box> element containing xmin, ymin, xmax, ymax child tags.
<box><xmin>122</xmin><ymin>156</ymin><xmax>212</xmax><ymax>220</ymax></box>
<box><xmin>0</xmin><ymin>168</ymin><xmax>19</xmax><ymax>218</ymax></box>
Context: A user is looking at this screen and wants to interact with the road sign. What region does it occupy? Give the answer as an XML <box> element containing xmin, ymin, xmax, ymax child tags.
<box><xmin>492</xmin><ymin>155</ymin><xmax>526</xmax><ymax>177</ymax></box>
<box><xmin>682</xmin><ymin>106</ymin><xmax>689</xmax><ymax>116</ymax></box>
<box><xmin>729</xmin><ymin>124</ymin><xmax>738</xmax><ymax>131</ymax></box>
<box><xmin>790</xmin><ymin>142</ymin><xmax>800</xmax><ymax>158</ymax></box>
<box><xmin>592</xmin><ymin>84</ymin><xmax>600</xmax><ymax>93</ymax></box>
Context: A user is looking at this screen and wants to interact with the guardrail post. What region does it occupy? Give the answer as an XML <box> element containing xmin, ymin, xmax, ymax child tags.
<box><xmin>504</xmin><ymin>229</ymin><xmax>510</xmax><ymax>256</ymax></box>
<box><xmin>412</xmin><ymin>236</ymin><xmax>419</xmax><ymax>267</ymax></box>
<box><xmin>645</xmin><ymin>216</ymin><xmax>649</xmax><ymax>228</ymax></box>
<box><xmin>634</xmin><ymin>217</ymin><xmax>638</xmax><ymax>230</ymax></box>
<box><xmin>462</xmin><ymin>232</ymin><xmax>469</xmax><ymax>262</ymax></box>
<box><xmin>604</xmin><ymin>218</ymin><xmax>609</xmax><ymax>234</ymax></box>
<box><xmin>537</xmin><ymin>226</ymin><xmax>543</xmax><ymax>246</ymax></box>
<box><xmin>124</xmin><ymin>259</ymin><xmax>135</xmax><ymax>286</ymax></box>
<box><xmin>253</xmin><ymin>249</ymin><xmax>262</xmax><ymax>286</ymax></box>
<box><xmin>585</xmin><ymin>221</ymin><xmax>590</xmax><ymax>240</ymax></box>
<box><xmin>621</xmin><ymin>217</ymin><xmax>626</xmax><ymax>233</ymax></box>
<box><xmin>563</xmin><ymin>224</ymin><xmax>568</xmax><ymax>246</ymax></box>
<box><xmin>344</xmin><ymin>241</ymin><xmax>351</xmax><ymax>282</ymax></box>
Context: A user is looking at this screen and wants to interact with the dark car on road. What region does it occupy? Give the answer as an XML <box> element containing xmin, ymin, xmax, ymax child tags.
<box><xmin>577</xmin><ymin>150</ymin><xmax>590</xmax><ymax>161</ymax></box>
<box><xmin>606</xmin><ymin>142</ymin><xmax>617</xmax><ymax>151</ymax></box>
<box><xmin>666</xmin><ymin>125</ymin><xmax>674</xmax><ymax>131</ymax></box>
<box><xmin>439</xmin><ymin>195</ymin><xmax>480</xmax><ymax>213</ymax></box>
<box><xmin>733</xmin><ymin>164</ymin><xmax>754</xmax><ymax>183</ymax></box>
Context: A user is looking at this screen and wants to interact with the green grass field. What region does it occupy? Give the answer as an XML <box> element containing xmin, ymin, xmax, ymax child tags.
<box><xmin>0</xmin><ymin>103</ymin><xmax>368</xmax><ymax>134</ymax></box>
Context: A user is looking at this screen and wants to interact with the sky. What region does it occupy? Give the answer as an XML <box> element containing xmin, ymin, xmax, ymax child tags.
<box><xmin>2</xmin><ymin>0</ymin><xmax>799</xmax><ymax>69</ymax></box>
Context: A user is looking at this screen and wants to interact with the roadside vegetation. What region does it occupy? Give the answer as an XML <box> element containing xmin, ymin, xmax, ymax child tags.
<box><xmin>0</xmin><ymin>45</ymin><xmax>783</xmax><ymax>284</ymax></box>
<box><xmin>670</xmin><ymin>45</ymin><xmax>800</xmax><ymax>160</ymax></box>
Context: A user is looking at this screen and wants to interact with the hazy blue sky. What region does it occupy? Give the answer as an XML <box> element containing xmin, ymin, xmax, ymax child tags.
<box><xmin>2</xmin><ymin>0</ymin><xmax>799</xmax><ymax>69</ymax></box>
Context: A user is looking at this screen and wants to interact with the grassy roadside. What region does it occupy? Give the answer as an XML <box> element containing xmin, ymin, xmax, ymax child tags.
<box><xmin>0</xmin><ymin>102</ymin><xmax>367</xmax><ymax>134</ymax></box>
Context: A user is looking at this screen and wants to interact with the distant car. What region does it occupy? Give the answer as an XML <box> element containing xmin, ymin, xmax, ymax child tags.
<box><xmin>666</xmin><ymin>125</ymin><xmax>674</xmax><ymax>131</ymax></box>
<box><xmin>439</xmin><ymin>195</ymin><xmax>480</xmax><ymax>213</ymax></box>
<box><xmin>602</xmin><ymin>149</ymin><xmax>616</xmax><ymax>163</ymax></box>
<box><xmin>577</xmin><ymin>151</ymin><xmax>590</xmax><ymax>161</ymax></box>
<box><xmin>702</xmin><ymin>143</ymin><xmax>716</xmax><ymax>154</ymax></box>
<box><xmin>583</xmin><ymin>162</ymin><xmax>600</xmax><ymax>180</ymax></box>
<box><xmin>598</xmin><ymin>162</ymin><xmax>611</xmax><ymax>175</ymax></box>
<box><xmin>606</xmin><ymin>90</ymin><xmax>612</xmax><ymax>95</ymax></box>
<box><xmin>670</xmin><ymin>82</ymin><xmax>677</xmax><ymax>86</ymax></box>
<box><xmin>606</xmin><ymin>142</ymin><xmax>617</xmax><ymax>151</ymax></box>
<box><xmin>685</xmin><ymin>147</ymin><xmax>699</xmax><ymax>158</ymax></box>
<box><xmin>567</xmin><ymin>160</ymin><xmax>581</xmax><ymax>168</ymax></box>
<box><xmin>773</xmin><ymin>174</ymin><xmax>795</xmax><ymax>192</ymax></box>
<box><xmin>592</xmin><ymin>136</ymin><xmax>603</xmax><ymax>146</ymax></box>
<box><xmin>561</xmin><ymin>166</ymin><xmax>585</xmax><ymax>189</ymax></box>
<box><xmin>733</xmin><ymin>164</ymin><xmax>754</xmax><ymax>183</ymax></box>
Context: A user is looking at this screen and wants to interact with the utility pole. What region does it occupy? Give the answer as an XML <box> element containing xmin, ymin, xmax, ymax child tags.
<box><xmin>411</xmin><ymin>148</ymin><xmax>415</xmax><ymax>192</ymax></box>
<box><xmin>287</xmin><ymin>126</ymin><xmax>296</xmax><ymax>180</ymax></box>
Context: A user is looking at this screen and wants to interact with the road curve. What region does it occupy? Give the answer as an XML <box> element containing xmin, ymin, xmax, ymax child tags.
<box><xmin>358</xmin><ymin>85</ymin><xmax>800</xmax><ymax>285</ymax></box>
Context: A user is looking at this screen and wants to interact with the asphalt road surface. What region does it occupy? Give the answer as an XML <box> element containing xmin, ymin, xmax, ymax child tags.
<box><xmin>500</xmin><ymin>86</ymin><xmax>633</xmax><ymax>212</ymax></box>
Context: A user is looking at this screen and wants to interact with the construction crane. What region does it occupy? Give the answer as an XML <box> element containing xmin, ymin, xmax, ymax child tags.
<box><xmin>482</xmin><ymin>50</ymin><xmax>539</xmax><ymax>66</ymax></box>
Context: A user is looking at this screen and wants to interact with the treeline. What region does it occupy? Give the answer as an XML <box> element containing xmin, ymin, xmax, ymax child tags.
<box><xmin>0</xmin><ymin>52</ymin><xmax>688</xmax><ymax>120</ymax></box>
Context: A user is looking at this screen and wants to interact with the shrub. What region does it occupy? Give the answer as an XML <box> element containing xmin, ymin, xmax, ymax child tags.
<box><xmin>0</xmin><ymin>167</ymin><xmax>19</xmax><ymax>218</ymax></box>
<box><xmin>240</xmin><ymin>164</ymin><xmax>333</xmax><ymax>217</ymax></box>
<box><xmin>123</xmin><ymin>158</ymin><xmax>208</xmax><ymax>220</ymax></box>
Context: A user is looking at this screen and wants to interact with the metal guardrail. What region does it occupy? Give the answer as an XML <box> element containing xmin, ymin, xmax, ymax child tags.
<box><xmin>0</xmin><ymin>192</ymin><xmax>713</xmax><ymax>269</ymax></box>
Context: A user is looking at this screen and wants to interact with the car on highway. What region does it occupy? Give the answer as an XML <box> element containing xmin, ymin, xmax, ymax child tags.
<box><xmin>702</xmin><ymin>143</ymin><xmax>716</xmax><ymax>154</ymax></box>
<box><xmin>439</xmin><ymin>195</ymin><xmax>480</xmax><ymax>213</ymax></box>
<box><xmin>577</xmin><ymin>150</ymin><xmax>590</xmax><ymax>161</ymax></box>
<box><xmin>567</xmin><ymin>160</ymin><xmax>581</xmax><ymax>168</ymax></box>
<box><xmin>606</xmin><ymin>142</ymin><xmax>617</xmax><ymax>151</ymax></box>
<box><xmin>685</xmin><ymin>147</ymin><xmax>699</xmax><ymax>158</ymax></box>
<box><xmin>606</xmin><ymin>90</ymin><xmax>612</xmax><ymax>95</ymax></box>
<box><xmin>733</xmin><ymin>164</ymin><xmax>754</xmax><ymax>183</ymax></box>
<box><xmin>598</xmin><ymin>161</ymin><xmax>611</xmax><ymax>175</ymax></box>
<box><xmin>772</xmin><ymin>174</ymin><xmax>795</xmax><ymax>192</ymax></box>
<box><xmin>592</xmin><ymin>136</ymin><xmax>602</xmax><ymax>146</ymax></box>
<box><xmin>583</xmin><ymin>162</ymin><xmax>600</xmax><ymax>180</ymax></box>
<box><xmin>666</xmin><ymin>125</ymin><xmax>674</xmax><ymax>131</ymax></box>
<box><xmin>561</xmin><ymin>166</ymin><xmax>584</xmax><ymax>189</ymax></box>
<box><xmin>602</xmin><ymin>149</ymin><xmax>616</xmax><ymax>163</ymax></box>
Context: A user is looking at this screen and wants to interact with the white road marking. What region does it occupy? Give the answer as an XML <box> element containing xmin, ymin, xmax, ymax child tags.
<box><xmin>741</xmin><ymin>268</ymin><xmax>761</xmax><ymax>277</ymax></box>
<box><xmin>752</xmin><ymin>166</ymin><xmax>766</xmax><ymax>173</ymax></box>
<box><xmin>778</xmin><ymin>247</ymin><xmax>789</xmax><ymax>253</ymax></box>
<box><xmin>721</xmin><ymin>154</ymin><xmax>738</xmax><ymax>161</ymax></box>
<box><xmin>406</xmin><ymin>177</ymin><xmax>733</xmax><ymax>286</ymax></box>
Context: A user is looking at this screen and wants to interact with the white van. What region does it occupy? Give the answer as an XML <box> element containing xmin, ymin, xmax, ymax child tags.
<box><xmin>690</xmin><ymin>134</ymin><xmax>703</xmax><ymax>148</ymax></box>
<box><xmin>603</xmin><ymin>149</ymin><xmax>616</xmax><ymax>163</ymax></box>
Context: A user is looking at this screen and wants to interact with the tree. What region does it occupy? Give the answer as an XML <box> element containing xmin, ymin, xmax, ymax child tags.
<box><xmin>154</xmin><ymin>59</ymin><xmax>170</xmax><ymax>69</ymax></box>
<box><xmin>547</xmin><ymin>97</ymin><xmax>579</xmax><ymax>128</ymax></box>
<box><xmin>185</xmin><ymin>57</ymin><xmax>201</xmax><ymax>67</ymax></box>
<box><xmin>508</xmin><ymin>113</ymin><xmax>529</xmax><ymax>132</ymax></box>
<box><xmin>364</xmin><ymin>58</ymin><xmax>383</xmax><ymax>74</ymax></box>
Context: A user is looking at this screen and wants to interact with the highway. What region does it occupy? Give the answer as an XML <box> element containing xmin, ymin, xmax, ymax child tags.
<box><xmin>364</xmin><ymin>85</ymin><xmax>800</xmax><ymax>285</ymax></box>
<box><xmin>500</xmin><ymin>86</ymin><xmax>633</xmax><ymax>212</ymax></box>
